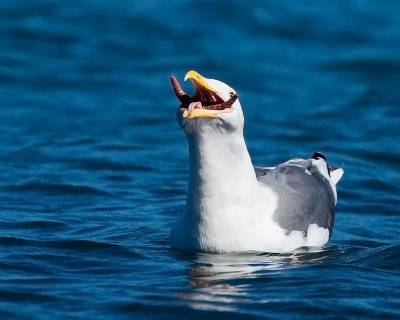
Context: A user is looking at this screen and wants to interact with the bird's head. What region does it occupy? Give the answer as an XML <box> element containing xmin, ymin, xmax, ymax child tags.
<box><xmin>170</xmin><ymin>71</ymin><xmax>243</xmax><ymax>136</ymax></box>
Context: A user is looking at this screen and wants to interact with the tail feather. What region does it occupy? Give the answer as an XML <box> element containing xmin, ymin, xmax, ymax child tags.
<box><xmin>330</xmin><ymin>168</ymin><xmax>344</xmax><ymax>185</ymax></box>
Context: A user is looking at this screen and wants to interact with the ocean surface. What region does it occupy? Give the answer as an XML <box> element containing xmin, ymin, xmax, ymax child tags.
<box><xmin>1</xmin><ymin>0</ymin><xmax>399</xmax><ymax>319</ymax></box>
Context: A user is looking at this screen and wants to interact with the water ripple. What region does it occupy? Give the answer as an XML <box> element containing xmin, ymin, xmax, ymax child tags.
<box><xmin>1</xmin><ymin>182</ymin><xmax>110</xmax><ymax>197</ymax></box>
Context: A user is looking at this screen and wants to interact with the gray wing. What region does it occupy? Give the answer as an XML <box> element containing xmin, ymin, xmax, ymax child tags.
<box><xmin>254</xmin><ymin>166</ymin><xmax>276</xmax><ymax>177</ymax></box>
<box><xmin>256</xmin><ymin>158</ymin><xmax>336</xmax><ymax>237</ymax></box>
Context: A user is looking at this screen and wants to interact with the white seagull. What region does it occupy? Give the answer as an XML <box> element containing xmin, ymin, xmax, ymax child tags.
<box><xmin>169</xmin><ymin>70</ymin><xmax>344</xmax><ymax>253</ymax></box>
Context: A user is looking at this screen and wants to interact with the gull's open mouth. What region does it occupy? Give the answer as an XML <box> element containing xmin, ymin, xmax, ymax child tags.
<box><xmin>170</xmin><ymin>70</ymin><xmax>238</xmax><ymax>118</ymax></box>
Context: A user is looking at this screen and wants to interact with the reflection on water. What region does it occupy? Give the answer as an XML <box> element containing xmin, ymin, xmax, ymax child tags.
<box><xmin>179</xmin><ymin>247</ymin><xmax>337</xmax><ymax>312</ymax></box>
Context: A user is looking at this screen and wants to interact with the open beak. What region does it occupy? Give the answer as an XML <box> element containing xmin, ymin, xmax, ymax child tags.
<box><xmin>170</xmin><ymin>70</ymin><xmax>238</xmax><ymax>119</ymax></box>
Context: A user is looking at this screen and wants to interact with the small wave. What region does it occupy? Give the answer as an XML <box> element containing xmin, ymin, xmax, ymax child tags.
<box><xmin>59</xmin><ymin>137</ymin><xmax>97</xmax><ymax>147</ymax></box>
<box><xmin>0</xmin><ymin>289</ymin><xmax>60</xmax><ymax>303</ymax></box>
<box><xmin>358</xmin><ymin>150</ymin><xmax>400</xmax><ymax>169</ymax></box>
<box><xmin>0</xmin><ymin>236</ymin><xmax>30</xmax><ymax>246</ymax></box>
<box><xmin>2</xmin><ymin>182</ymin><xmax>110</xmax><ymax>197</ymax></box>
<box><xmin>321</xmin><ymin>58</ymin><xmax>400</xmax><ymax>74</ymax></box>
<box><xmin>70</xmin><ymin>158</ymin><xmax>153</xmax><ymax>172</ymax></box>
<box><xmin>2</xmin><ymin>220</ymin><xmax>66</xmax><ymax>230</ymax></box>
<box><xmin>104</xmin><ymin>175</ymin><xmax>132</xmax><ymax>182</ymax></box>
<box><xmin>0</xmin><ymin>236</ymin><xmax>143</xmax><ymax>259</ymax></box>
<box><xmin>47</xmin><ymin>239</ymin><xmax>143</xmax><ymax>258</ymax></box>
<box><xmin>356</xmin><ymin>244</ymin><xmax>400</xmax><ymax>271</ymax></box>
<box><xmin>98</xmin><ymin>143</ymin><xmax>141</xmax><ymax>151</ymax></box>
<box><xmin>154</xmin><ymin>187</ymin><xmax>186</xmax><ymax>197</ymax></box>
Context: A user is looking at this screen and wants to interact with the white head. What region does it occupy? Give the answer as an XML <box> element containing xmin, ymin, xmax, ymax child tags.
<box><xmin>170</xmin><ymin>71</ymin><xmax>244</xmax><ymax>138</ymax></box>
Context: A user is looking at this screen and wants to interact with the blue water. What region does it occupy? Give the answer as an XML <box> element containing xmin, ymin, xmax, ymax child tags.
<box><xmin>1</xmin><ymin>0</ymin><xmax>400</xmax><ymax>319</ymax></box>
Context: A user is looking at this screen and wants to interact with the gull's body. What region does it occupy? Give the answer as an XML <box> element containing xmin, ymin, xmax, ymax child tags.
<box><xmin>170</xmin><ymin>71</ymin><xmax>343</xmax><ymax>253</ymax></box>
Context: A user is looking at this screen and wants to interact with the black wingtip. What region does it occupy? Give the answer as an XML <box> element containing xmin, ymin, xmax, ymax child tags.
<box><xmin>312</xmin><ymin>152</ymin><xmax>327</xmax><ymax>161</ymax></box>
<box><xmin>312</xmin><ymin>152</ymin><xmax>330</xmax><ymax>177</ymax></box>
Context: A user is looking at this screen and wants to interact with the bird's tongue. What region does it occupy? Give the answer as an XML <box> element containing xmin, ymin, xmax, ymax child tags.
<box><xmin>188</xmin><ymin>101</ymin><xmax>203</xmax><ymax>115</ymax></box>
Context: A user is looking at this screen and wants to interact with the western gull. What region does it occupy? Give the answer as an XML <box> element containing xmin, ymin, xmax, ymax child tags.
<box><xmin>169</xmin><ymin>70</ymin><xmax>344</xmax><ymax>253</ymax></box>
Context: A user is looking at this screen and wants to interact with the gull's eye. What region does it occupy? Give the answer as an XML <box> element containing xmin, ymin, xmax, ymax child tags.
<box><xmin>230</xmin><ymin>91</ymin><xmax>235</xmax><ymax>98</ymax></box>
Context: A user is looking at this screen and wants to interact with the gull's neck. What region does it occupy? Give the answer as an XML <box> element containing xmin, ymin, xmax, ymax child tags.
<box><xmin>184</xmin><ymin>127</ymin><xmax>260</xmax><ymax>221</ymax></box>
